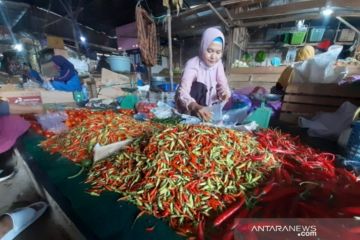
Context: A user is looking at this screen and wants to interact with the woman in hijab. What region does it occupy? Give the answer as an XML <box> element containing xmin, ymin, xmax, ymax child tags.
<box><xmin>43</xmin><ymin>55</ymin><xmax>82</xmax><ymax>92</ymax></box>
<box><xmin>272</xmin><ymin>45</ymin><xmax>315</xmax><ymax>94</ymax></box>
<box><xmin>175</xmin><ymin>27</ymin><xmax>231</xmax><ymax>121</ymax></box>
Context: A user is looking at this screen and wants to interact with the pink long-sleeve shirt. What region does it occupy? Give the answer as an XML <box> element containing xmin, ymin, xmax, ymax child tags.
<box><xmin>175</xmin><ymin>27</ymin><xmax>231</xmax><ymax>114</ymax></box>
<box><xmin>175</xmin><ymin>57</ymin><xmax>231</xmax><ymax>113</ymax></box>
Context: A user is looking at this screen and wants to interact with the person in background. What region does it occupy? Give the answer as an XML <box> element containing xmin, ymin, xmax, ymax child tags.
<box><xmin>0</xmin><ymin>100</ymin><xmax>48</xmax><ymax>240</ymax></box>
<box><xmin>175</xmin><ymin>27</ymin><xmax>231</xmax><ymax>121</ymax></box>
<box><xmin>271</xmin><ymin>45</ymin><xmax>315</xmax><ymax>94</ymax></box>
<box><xmin>22</xmin><ymin>63</ymin><xmax>43</xmax><ymax>84</ymax></box>
<box><xmin>43</xmin><ymin>55</ymin><xmax>81</xmax><ymax>92</ymax></box>
<box><xmin>0</xmin><ymin>99</ymin><xmax>43</xmax><ymax>182</ymax></box>
<box><xmin>96</xmin><ymin>55</ymin><xmax>111</xmax><ymax>73</ymax></box>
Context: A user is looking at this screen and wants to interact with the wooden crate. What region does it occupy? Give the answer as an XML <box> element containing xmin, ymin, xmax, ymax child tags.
<box><xmin>280</xmin><ymin>83</ymin><xmax>360</xmax><ymax>124</ymax></box>
<box><xmin>229</xmin><ymin>66</ymin><xmax>285</xmax><ymax>90</ymax></box>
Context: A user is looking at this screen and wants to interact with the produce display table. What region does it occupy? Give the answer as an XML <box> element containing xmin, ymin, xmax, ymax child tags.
<box><xmin>17</xmin><ymin>132</ymin><xmax>182</xmax><ymax>240</ymax></box>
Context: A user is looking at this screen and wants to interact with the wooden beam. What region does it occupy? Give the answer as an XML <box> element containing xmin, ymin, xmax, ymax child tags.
<box><xmin>207</xmin><ymin>3</ymin><xmax>230</xmax><ymax>28</ymax></box>
<box><xmin>236</xmin><ymin>10</ymin><xmax>360</xmax><ymax>27</ymax></box>
<box><xmin>233</xmin><ymin>0</ymin><xmax>326</xmax><ymax>20</ymax></box>
<box><xmin>238</xmin><ymin>12</ymin><xmax>320</xmax><ymax>27</ymax></box>
<box><xmin>233</xmin><ymin>0</ymin><xmax>360</xmax><ymax>20</ymax></box>
<box><xmin>221</xmin><ymin>0</ymin><xmax>267</xmax><ymax>8</ymax></box>
<box><xmin>172</xmin><ymin>2</ymin><xmax>221</xmax><ymax>19</ymax></box>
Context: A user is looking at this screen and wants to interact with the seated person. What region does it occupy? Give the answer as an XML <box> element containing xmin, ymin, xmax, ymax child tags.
<box><xmin>43</xmin><ymin>55</ymin><xmax>81</xmax><ymax>92</ymax></box>
<box><xmin>96</xmin><ymin>55</ymin><xmax>111</xmax><ymax>73</ymax></box>
<box><xmin>271</xmin><ymin>45</ymin><xmax>315</xmax><ymax>94</ymax></box>
<box><xmin>175</xmin><ymin>27</ymin><xmax>231</xmax><ymax>121</ymax></box>
<box><xmin>22</xmin><ymin>63</ymin><xmax>43</xmax><ymax>84</ymax></box>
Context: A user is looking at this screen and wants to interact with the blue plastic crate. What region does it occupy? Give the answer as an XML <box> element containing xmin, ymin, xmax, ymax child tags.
<box><xmin>158</xmin><ymin>83</ymin><xmax>178</xmax><ymax>92</ymax></box>
<box><xmin>309</xmin><ymin>28</ymin><xmax>325</xmax><ymax>42</ymax></box>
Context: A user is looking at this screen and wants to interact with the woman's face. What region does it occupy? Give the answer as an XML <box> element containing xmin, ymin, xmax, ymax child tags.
<box><xmin>203</xmin><ymin>42</ymin><xmax>223</xmax><ymax>67</ymax></box>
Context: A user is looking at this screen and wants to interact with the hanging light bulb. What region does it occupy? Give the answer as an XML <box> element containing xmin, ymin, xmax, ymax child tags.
<box><xmin>321</xmin><ymin>6</ymin><xmax>333</xmax><ymax>16</ymax></box>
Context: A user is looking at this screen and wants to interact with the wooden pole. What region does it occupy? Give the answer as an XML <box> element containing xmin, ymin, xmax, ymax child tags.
<box><xmin>167</xmin><ymin>6</ymin><xmax>174</xmax><ymax>92</ymax></box>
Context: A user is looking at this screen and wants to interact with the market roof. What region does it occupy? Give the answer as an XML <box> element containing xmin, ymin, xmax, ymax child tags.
<box><xmin>1</xmin><ymin>0</ymin><xmax>360</xmax><ymax>48</ymax></box>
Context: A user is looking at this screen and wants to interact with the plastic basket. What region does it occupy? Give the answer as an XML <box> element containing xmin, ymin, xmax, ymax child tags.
<box><xmin>158</xmin><ymin>83</ymin><xmax>179</xmax><ymax>92</ymax></box>
<box><xmin>346</xmin><ymin>108</ymin><xmax>360</xmax><ymax>161</ymax></box>
<box><xmin>243</xmin><ymin>103</ymin><xmax>272</xmax><ymax>128</ymax></box>
<box><xmin>290</xmin><ymin>31</ymin><xmax>307</xmax><ymax>45</ymax></box>
<box><xmin>282</xmin><ymin>33</ymin><xmax>291</xmax><ymax>44</ymax></box>
<box><xmin>339</xmin><ymin>29</ymin><xmax>356</xmax><ymax>42</ymax></box>
<box><xmin>309</xmin><ymin>28</ymin><xmax>325</xmax><ymax>42</ymax></box>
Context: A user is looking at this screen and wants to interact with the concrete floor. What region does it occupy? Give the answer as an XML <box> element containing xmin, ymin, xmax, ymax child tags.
<box><xmin>0</xmin><ymin>149</ymin><xmax>85</xmax><ymax>240</ymax></box>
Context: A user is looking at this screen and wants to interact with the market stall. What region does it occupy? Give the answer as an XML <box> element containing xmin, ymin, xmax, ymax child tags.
<box><xmin>2</xmin><ymin>0</ymin><xmax>360</xmax><ymax>240</ymax></box>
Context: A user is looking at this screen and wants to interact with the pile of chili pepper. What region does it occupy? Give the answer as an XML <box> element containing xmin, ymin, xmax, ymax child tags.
<box><xmin>41</xmin><ymin>112</ymin><xmax>163</xmax><ymax>163</ymax></box>
<box><xmin>26</xmin><ymin>109</ymin><xmax>134</xmax><ymax>138</ymax></box>
<box><xmin>85</xmin><ymin>125</ymin><xmax>280</xmax><ymax>237</ymax></box>
<box><xmin>207</xmin><ymin>129</ymin><xmax>360</xmax><ymax>240</ymax></box>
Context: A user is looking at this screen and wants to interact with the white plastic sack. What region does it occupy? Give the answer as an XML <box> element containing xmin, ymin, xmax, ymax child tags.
<box><xmin>293</xmin><ymin>45</ymin><xmax>346</xmax><ymax>84</ymax></box>
<box><xmin>298</xmin><ymin>101</ymin><xmax>358</xmax><ymax>140</ymax></box>
<box><xmin>151</xmin><ymin>101</ymin><xmax>173</xmax><ymax>119</ymax></box>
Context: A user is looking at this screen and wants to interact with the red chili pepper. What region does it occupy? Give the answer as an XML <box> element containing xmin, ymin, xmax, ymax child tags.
<box><xmin>340</xmin><ymin>207</ymin><xmax>360</xmax><ymax>216</ymax></box>
<box><xmin>222</xmin><ymin>231</ymin><xmax>234</xmax><ymax>240</ymax></box>
<box><xmin>146</xmin><ymin>225</ymin><xmax>155</xmax><ymax>232</ymax></box>
<box><xmin>197</xmin><ymin>220</ymin><xmax>205</xmax><ymax>240</ymax></box>
<box><xmin>260</xmin><ymin>187</ymin><xmax>297</xmax><ymax>202</ymax></box>
<box><xmin>213</xmin><ymin>197</ymin><xmax>245</xmax><ymax>227</ymax></box>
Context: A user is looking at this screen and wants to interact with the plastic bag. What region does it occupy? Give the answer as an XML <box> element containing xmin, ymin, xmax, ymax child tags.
<box><xmin>151</xmin><ymin>101</ymin><xmax>173</xmax><ymax>119</ymax></box>
<box><xmin>36</xmin><ymin>111</ymin><xmax>68</xmax><ymax>134</ymax></box>
<box><xmin>293</xmin><ymin>45</ymin><xmax>346</xmax><ymax>84</ymax></box>
<box><xmin>298</xmin><ymin>101</ymin><xmax>358</xmax><ymax>140</ymax></box>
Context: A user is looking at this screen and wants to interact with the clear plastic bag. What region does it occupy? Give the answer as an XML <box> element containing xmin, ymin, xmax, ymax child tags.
<box><xmin>36</xmin><ymin>111</ymin><xmax>68</xmax><ymax>134</ymax></box>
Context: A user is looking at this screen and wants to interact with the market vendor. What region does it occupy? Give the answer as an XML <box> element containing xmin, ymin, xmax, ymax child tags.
<box><xmin>271</xmin><ymin>45</ymin><xmax>315</xmax><ymax>94</ymax></box>
<box><xmin>43</xmin><ymin>55</ymin><xmax>82</xmax><ymax>92</ymax></box>
<box><xmin>22</xmin><ymin>63</ymin><xmax>43</xmax><ymax>84</ymax></box>
<box><xmin>175</xmin><ymin>27</ymin><xmax>231</xmax><ymax>121</ymax></box>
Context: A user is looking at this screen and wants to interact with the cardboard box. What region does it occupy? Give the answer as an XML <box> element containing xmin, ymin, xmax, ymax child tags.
<box><xmin>47</xmin><ymin>35</ymin><xmax>65</xmax><ymax>49</ymax></box>
<box><xmin>0</xmin><ymin>89</ymin><xmax>42</xmax><ymax>105</ymax></box>
<box><xmin>101</xmin><ymin>68</ymin><xmax>131</xmax><ymax>87</ymax></box>
<box><xmin>39</xmin><ymin>89</ymin><xmax>74</xmax><ymax>104</ymax></box>
<box><xmin>54</xmin><ymin>48</ymin><xmax>69</xmax><ymax>58</ymax></box>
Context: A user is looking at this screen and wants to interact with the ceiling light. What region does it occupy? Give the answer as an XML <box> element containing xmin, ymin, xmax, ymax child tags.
<box><xmin>80</xmin><ymin>36</ymin><xmax>86</xmax><ymax>42</ymax></box>
<box><xmin>191</xmin><ymin>25</ymin><xmax>195</xmax><ymax>29</ymax></box>
<box><xmin>13</xmin><ymin>44</ymin><xmax>23</xmax><ymax>52</ymax></box>
<box><xmin>321</xmin><ymin>7</ymin><xmax>333</xmax><ymax>16</ymax></box>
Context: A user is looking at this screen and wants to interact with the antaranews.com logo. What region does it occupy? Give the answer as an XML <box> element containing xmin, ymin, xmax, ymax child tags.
<box><xmin>250</xmin><ymin>224</ymin><xmax>317</xmax><ymax>237</ymax></box>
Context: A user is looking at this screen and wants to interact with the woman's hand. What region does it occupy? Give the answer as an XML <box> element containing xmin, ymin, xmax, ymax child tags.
<box><xmin>189</xmin><ymin>102</ymin><xmax>212</xmax><ymax>122</ymax></box>
<box><xmin>218</xmin><ymin>91</ymin><xmax>230</xmax><ymax>102</ymax></box>
<box><xmin>216</xmin><ymin>84</ymin><xmax>231</xmax><ymax>102</ymax></box>
<box><xmin>43</xmin><ymin>76</ymin><xmax>52</xmax><ymax>82</ymax></box>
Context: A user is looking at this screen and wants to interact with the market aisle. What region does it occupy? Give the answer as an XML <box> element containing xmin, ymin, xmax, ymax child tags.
<box><xmin>0</xmin><ymin>149</ymin><xmax>84</xmax><ymax>240</ymax></box>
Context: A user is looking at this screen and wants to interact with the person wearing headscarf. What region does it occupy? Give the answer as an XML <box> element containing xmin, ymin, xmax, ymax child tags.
<box><xmin>175</xmin><ymin>27</ymin><xmax>231</xmax><ymax>121</ymax></box>
<box><xmin>272</xmin><ymin>45</ymin><xmax>315</xmax><ymax>94</ymax></box>
<box><xmin>43</xmin><ymin>55</ymin><xmax>81</xmax><ymax>92</ymax></box>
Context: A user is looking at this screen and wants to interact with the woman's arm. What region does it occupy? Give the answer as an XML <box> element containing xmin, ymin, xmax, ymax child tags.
<box><xmin>177</xmin><ymin>63</ymin><xmax>198</xmax><ymax>111</ymax></box>
<box><xmin>54</xmin><ymin>69</ymin><xmax>71</xmax><ymax>82</ymax></box>
<box><xmin>216</xmin><ymin>62</ymin><xmax>231</xmax><ymax>101</ymax></box>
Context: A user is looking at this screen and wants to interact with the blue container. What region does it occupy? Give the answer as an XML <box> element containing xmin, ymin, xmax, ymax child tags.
<box><xmin>158</xmin><ymin>83</ymin><xmax>178</xmax><ymax>92</ymax></box>
<box><xmin>107</xmin><ymin>55</ymin><xmax>131</xmax><ymax>73</ymax></box>
<box><xmin>309</xmin><ymin>28</ymin><xmax>325</xmax><ymax>42</ymax></box>
<box><xmin>346</xmin><ymin>121</ymin><xmax>360</xmax><ymax>162</ymax></box>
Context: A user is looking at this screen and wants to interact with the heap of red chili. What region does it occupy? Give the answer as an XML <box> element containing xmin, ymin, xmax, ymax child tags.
<box><xmin>86</xmin><ymin>125</ymin><xmax>279</xmax><ymax>237</ymax></box>
<box><xmin>207</xmin><ymin>129</ymin><xmax>360</xmax><ymax>240</ymax></box>
<box><xmin>41</xmin><ymin>112</ymin><xmax>163</xmax><ymax>162</ymax></box>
